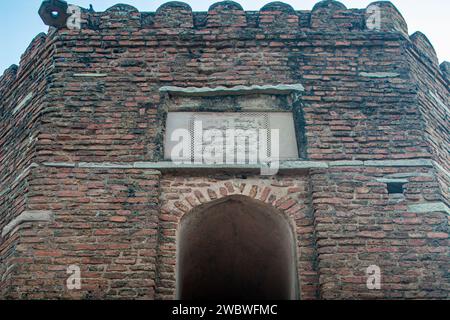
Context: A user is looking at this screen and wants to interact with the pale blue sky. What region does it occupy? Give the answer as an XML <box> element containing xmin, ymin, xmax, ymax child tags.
<box><xmin>0</xmin><ymin>0</ymin><xmax>448</xmax><ymax>74</ymax></box>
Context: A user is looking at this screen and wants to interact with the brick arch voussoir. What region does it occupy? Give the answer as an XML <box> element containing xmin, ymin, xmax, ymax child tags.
<box><xmin>168</xmin><ymin>181</ymin><xmax>305</xmax><ymax>224</ymax></box>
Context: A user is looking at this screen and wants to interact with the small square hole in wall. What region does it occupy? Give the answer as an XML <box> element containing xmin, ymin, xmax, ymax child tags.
<box><xmin>387</xmin><ymin>182</ymin><xmax>405</xmax><ymax>194</ymax></box>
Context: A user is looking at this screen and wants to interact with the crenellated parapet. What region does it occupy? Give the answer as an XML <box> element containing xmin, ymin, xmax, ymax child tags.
<box><xmin>101</xmin><ymin>4</ymin><xmax>141</xmax><ymax>29</ymax></box>
<box><xmin>154</xmin><ymin>2</ymin><xmax>193</xmax><ymax>28</ymax></box>
<box><xmin>0</xmin><ymin>32</ymin><xmax>50</xmax><ymax>108</ymax></box>
<box><xmin>410</xmin><ymin>31</ymin><xmax>439</xmax><ymax>67</ymax></box>
<box><xmin>259</xmin><ymin>2</ymin><xmax>298</xmax><ymax>30</ymax></box>
<box><xmin>1</xmin><ymin>0</ymin><xmax>444</xmax><ymax>106</ymax></box>
<box><xmin>310</xmin><ymin>0</ymin><xmax>357</xmax><ymax>30</ymax></box>
<box><xmin>365</xmin><ymin>1</ymin><xmax>408</xmax><ymax>36</ymax></box>
<box><xmin>34</xmin><ymin>0</ymin><xmax>415</xmax><ymax>34</ymax></box>
<box><xmin>206</xmin><ymin>1</ymin><xmax>247</xmax><ymax>28</ymax></box>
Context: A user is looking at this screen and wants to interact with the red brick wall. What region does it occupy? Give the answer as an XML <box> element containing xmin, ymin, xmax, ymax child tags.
<box><xmin>311</xmin><ymin>165</ymin><xmax>448</xmax><ymax>299</ymax></box>
<box><xmin>0</xmin><ymin>1</ymin><xmax>448</xmax><ymax>299</ymax></box>
<box><xmin>4</xmin><ymin>166</ymin><xmax>160</xmax><ymax>299</ymax></box>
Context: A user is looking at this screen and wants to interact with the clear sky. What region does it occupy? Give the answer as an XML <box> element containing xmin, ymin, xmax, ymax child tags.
<box><xmin>0</xmin><ymin>0</ymin><xmax>448</xmax><ymax>74</ymax></box>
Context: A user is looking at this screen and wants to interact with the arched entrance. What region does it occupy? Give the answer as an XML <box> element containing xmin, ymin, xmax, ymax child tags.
<box><xmin>177</xmin><ymin>195</ymin><xmax>298</xmax><ymax>300</ymax></box>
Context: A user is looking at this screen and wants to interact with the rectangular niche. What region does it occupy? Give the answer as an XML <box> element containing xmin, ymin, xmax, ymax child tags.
<box><xmin>158</xmin><ymin>84</ymin><xmax>306</xmax><ymax>164</ymax></box>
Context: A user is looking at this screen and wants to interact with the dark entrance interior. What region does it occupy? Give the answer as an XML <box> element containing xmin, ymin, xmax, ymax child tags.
<box><xmin>177</xmin><ymin>195</ymin><xmax>298</xmax><ymax>300</ymax></box>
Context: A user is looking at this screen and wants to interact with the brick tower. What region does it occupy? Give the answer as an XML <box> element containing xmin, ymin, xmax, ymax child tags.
<box><xmin>0</xmin><ymin>0</ymin><xmax>448</xmax><ymax>299</ymax></box>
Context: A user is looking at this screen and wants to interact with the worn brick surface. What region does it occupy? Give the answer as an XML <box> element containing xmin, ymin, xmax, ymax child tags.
<box><xmin>0</xmin><ymin>0</ymin><xmax>449</xmax><ymax>299</ymax></box>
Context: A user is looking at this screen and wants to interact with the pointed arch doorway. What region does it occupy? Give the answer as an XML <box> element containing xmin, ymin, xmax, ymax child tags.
<box><xmin>176</xmin><ymin>195</ymin><xmax>299</xmax><ymax>300</ymax></box>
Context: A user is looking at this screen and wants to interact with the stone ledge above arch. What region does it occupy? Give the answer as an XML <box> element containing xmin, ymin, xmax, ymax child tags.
<box><xmin>39</xmin><ymin>159</ymin><xmax>435</xmax><ymax>172</ymax></box>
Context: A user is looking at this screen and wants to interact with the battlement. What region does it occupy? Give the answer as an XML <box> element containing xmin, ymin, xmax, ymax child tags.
<box><xmin>60</xmin><ymin>0</ymin><xmax>399</xmax><ymax>32</ymax></box>
<box><xmin>30</xmin><ymin>0</ymin><xmax>416</xmax><ymax>38</ymax></box>
<box><xmin>1</xmin><ymin>0</ymin><xmax>448</xmax><ymax>99</ymax></box>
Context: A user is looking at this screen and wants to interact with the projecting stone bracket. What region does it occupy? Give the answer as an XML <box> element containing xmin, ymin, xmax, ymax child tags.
<box><xmin>38</xmin><ymin>0</ymin><xmax>70</xmax><ymax>28</ymax></box>
<box><xmin>1</xmin><ymin>211</ymin><xmax>54</xmax><ymax>238</ymax></box>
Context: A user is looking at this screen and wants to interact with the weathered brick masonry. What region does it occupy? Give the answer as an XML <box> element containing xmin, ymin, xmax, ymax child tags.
<box><xmin>0</xmin><ymin>0</ymin><xmax>449</xmax><ymax>299</ymax></box>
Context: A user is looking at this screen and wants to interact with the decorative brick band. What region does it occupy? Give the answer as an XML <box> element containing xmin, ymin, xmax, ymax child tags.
<box><xmin>1</xmin><ymin>210</ymin><xmax>53</xmax><ymax>238</ymax></box>
<box><xmin>35</xmin><ymin>0</ymin><xmax>415</xmax><ymax>36</ymax></box>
